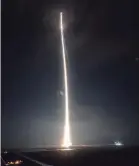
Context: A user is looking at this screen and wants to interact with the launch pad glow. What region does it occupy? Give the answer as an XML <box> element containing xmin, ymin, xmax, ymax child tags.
<box><xmin>60</xmin><ymin>12</ymin><xmax>72</xmax><ymax>148</ymax></box>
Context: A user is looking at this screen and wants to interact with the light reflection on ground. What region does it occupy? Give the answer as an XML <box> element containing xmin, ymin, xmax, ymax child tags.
<box><xmin>57</xmin><ymin>148</ymin><xmax>74</xmax><ymax>151</ymax></box>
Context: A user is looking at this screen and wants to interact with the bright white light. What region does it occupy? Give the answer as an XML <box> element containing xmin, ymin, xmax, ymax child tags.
<box><xmin>114</xmin><ymin>141</ymin><xmax>123</xmax><ymax>146</ymax></box>
<box><xmin>60</xmin><ymin>12</ymin><xmax>72</xmax><ymax>148</ymax></box>
<box><xmin>4</xmin><ymin>151</ymin><xmax>8</xmax><ymax>154</ymax></box>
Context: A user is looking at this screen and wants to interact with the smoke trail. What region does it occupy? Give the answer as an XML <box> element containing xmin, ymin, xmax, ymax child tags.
<box><xmin>60</xmin><ymin>12</ymin><xmax>72</xmax><ymax>148</ymax></box>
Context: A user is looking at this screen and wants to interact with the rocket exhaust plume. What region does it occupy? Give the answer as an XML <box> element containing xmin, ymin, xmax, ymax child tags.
<box><xmin>60</xmin><ymin>12</ymin><xmax>72</xmax><ymax>148</ymax></box>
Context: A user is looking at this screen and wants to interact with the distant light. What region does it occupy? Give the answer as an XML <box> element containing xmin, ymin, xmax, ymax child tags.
<box><xmin>6</xmin><ymin>160</ymin><xmax>22</xmax><ymax>165</ymax></box>
<box><xmin>114</xmin><ymin>141</ymin><xmax>123</xmax><ymax>146</ymax></box>
<box><xmin>9</xmin><ymin>161</ymin><xmax>14</xmax><ymax>165</ymax></box>
<box><xmin>4</xmin><ymin>151</ymin><xmax>8</xmax><ymax>154</ymax></box>
<box><xmin>15</xmin><ymin>160</ymin><xmax>22</xmax><ymax>165</ymax></box>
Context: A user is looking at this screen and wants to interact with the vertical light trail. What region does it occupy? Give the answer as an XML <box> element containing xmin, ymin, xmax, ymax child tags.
<box><xmin>60</xmin><ymin>12</ymin><xmax>72</xmax><ymax>148</ymax></box>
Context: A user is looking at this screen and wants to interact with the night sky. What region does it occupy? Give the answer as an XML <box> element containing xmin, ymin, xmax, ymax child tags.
<box><xmin>2</xmin><ymin>0</ymin><xmax>139</xmax><ymax>148</ymax></box>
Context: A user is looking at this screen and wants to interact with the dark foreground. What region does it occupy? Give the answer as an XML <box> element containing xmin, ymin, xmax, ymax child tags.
<box><xmin>1</xmin><ymin>146</ymin><xmax>139</xmax><ymax>166</ymax></box>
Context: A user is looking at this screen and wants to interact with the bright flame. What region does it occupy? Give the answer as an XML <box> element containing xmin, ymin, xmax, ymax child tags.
<box><xmin>60</xmin><ymin>12</ymin><xmax>72</xmax><ymax>148</ymax></box>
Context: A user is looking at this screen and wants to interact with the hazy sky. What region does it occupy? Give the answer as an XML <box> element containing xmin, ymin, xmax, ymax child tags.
<box><xmin>2</xmin><ymin>0</ymin><xmax>139</xmax><ymax>148</ymax></box>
